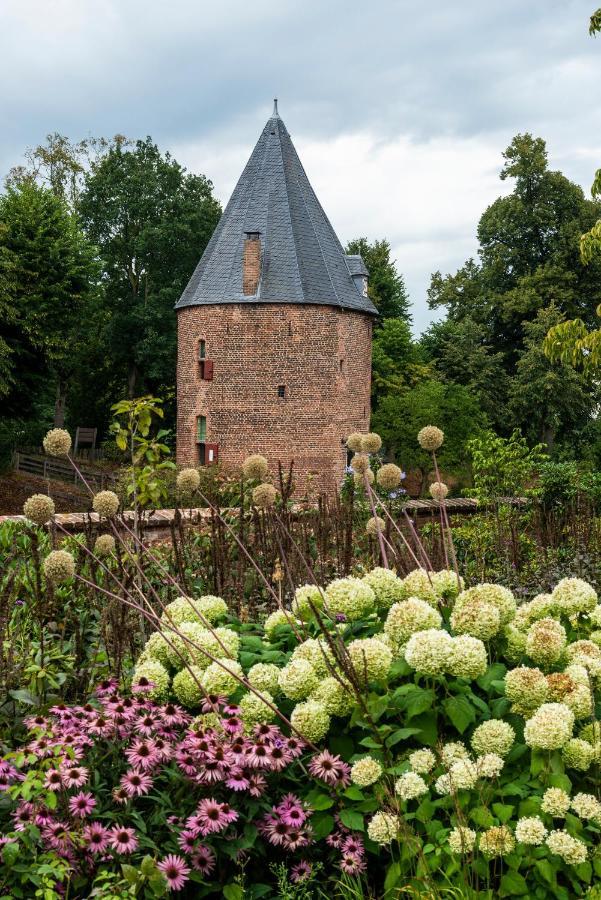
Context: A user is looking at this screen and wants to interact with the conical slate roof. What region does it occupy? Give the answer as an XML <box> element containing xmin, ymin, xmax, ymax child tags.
<box><xmin>176</xmin><ymin>104</ymin><xmax>378</xmax><ymax>316</ymax></box>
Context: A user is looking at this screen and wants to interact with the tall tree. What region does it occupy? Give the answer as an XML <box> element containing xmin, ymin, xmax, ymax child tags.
<box><xmin>0</xmin><ymin>181</ymin><xmax>98</xmax><ymax>425</ymax></box>
<box><xmin>79</xmin><ymin>138</ymin><xmax>221</xmax><ymax>399</ymax></box>
<box><xmin>346</xmin><ymin>237</ymin><xmax>411</xmax><ymax>321</ymax></box>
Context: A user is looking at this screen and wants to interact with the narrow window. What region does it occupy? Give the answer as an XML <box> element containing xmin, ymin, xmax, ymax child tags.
<box><xmin>339</xmin><ymin>358</ymin><xmax>344</xmax><ymax>372</ymax></box>
<box><xmin>196</xmin><ymin>415</ymin><xmax>206</xmax><ymax>443</ymax></box>
<box><xmin>277</xmin><ymin>385</ymin><xmax>286</xmax><ymax>398</ymax></box>
<box><xmin>198</xmin><ymin>340</ymin><xmax>206</xmax><ymax>360</ymax></box>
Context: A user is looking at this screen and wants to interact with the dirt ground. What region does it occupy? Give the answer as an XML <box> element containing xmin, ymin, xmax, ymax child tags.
<box><xmin>0</xmin><ymin>471</ymin><xmax>92</xmax><ymax>516</ymax></box>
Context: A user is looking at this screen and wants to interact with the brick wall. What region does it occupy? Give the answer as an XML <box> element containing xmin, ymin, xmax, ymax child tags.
<box><xmin>176</xmin><ymin>303</ymin><xmax>373</xmax><ymax>493</ymax></box>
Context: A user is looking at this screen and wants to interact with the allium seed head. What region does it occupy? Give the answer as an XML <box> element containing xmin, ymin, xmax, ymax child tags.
<box><xmin>429</xmin><ymin>481</ymin><xmax>448</xmax><ymax>501</ymax></box>
<box><xmin>23</xmin><ymin>494</ymin><xmax>55</xmax><ymax>526</ymax></box>
<box><xmin>94</xmin><ymin>534</ymin><xmax>116</xmax><ymax>557</ymax></box>
<box><xmin>346</xmin><ymin>433</ymin><xmax>364</xmax><ymax>452</ymax></box>
<box><xmin>242</xmin><ymin>454</ymin><xmax>269</xmax><ymax>481</ymax></box>
<box><xmin>252</xmin><ymin>483</ymin><xmax>278</xmax><ymax>509</ymax></box>
<box><xmin>350</xmin><ymin>453</ymin><xmax>370</xmax><ymax>475</ymax></box>
<box><xmin>43</xmin><ymin>428</ymin><xmax>71</xmax><ymax>457</ymax></box>
<box><xmin>376</xmin><ymin>463</ymin><xmax>402</xmax><ymax>490</ymax></box>
<box><xmin>92</xmin><ymin>490</ymin><xmax>120</xmax><ymax>518</ymax></box>
<box><xmin>176</xmin><ymin>468</ymin><xmax>200</xmax><ymax>494</ymax></box>
<box><xmin>365</xmin><ymin>516</ymin><xmax>385</xmax><ymax>537</ymax></box>
<box><xmin>43</xmin><ymin>550</ymin><xmax>75</xmax><ymax>583</ymax></box>
<box><xmin>417</xmin><ymin>426</ymin><xmax>444</xmax><ymax>451</ymax></box>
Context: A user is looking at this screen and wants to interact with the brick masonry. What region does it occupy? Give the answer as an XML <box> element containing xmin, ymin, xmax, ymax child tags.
<box><xmin>176</xmin><ymin>303</ymin><xmax>373</xmax><ymax>493</ymax></box>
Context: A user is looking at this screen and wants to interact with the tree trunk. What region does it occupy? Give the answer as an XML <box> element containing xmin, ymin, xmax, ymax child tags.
<box><xmin>542</xmin><ymin>424</ymin><xmax>555</xmax><ymax>453</ymax></box>
<box><xmin>54</xmin><ymin>379</ymin><xmax>67</xmax><ymax>427</ymax></box>
<box><xmin>127</xmin><ymin>364</ymin><xmax>138</xmax><ymax>399</ymax></box>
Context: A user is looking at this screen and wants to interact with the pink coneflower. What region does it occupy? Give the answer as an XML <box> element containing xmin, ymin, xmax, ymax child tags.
<box><xmin>95</xmin><ymin>678</ymin><xmax>119</xmax><ymax>697</ymax></box>
<box><xmin>281</xmin><ymin>828</ymin><xmax>309</xmax><ymax>852</ymax></box>
<box><xmin>35</xmin><ymin>807</ymin><xmax>54</xmax><ymax>827</ymax></box>
<box><xmin>125</xmin><ymin>739</ymin><xmax>159</xmax><ymax>771</ymax></box>
<box><xmin>277</xmin><ymin>795</ymin><xmax>307</xmax><ymax>828</ymax></box>
<box><xmin>340</xmin><ymin>852</ymin><xmax>367</xmax><ymax>875</ymax></box>
<box><xmin>68</xmin><ymin>791</ymin><xmax>96</xmax><ymax>818</ymax></box>
<box><xmin>190</xmin><ymin>844</ymin><xmax>215</xmax><ymax>875</ymax></box>
<box><xmin>153</xmin><ymin>737</ymin><xmax>174</xmax><ymax>762</ymax></box>
<box><xmin>158</xmin><ymin>854</ymin><xmax>190</xmax><ymax>891</ymax></box>
<box><xmin>132</xmin><ymin>677</ymin><xmax>155</xmax><ymax>694</ymax></box>
<box><xmin>246</xmin><ymin>742</ymin><xmax>271</xmax><ymax>768</ymax></box>
<box><xmin>83</xmin><ymin>822</ymin><xmax>111</xmax><ymax>853</ymax></box>
<box><xmin>267</xmin><ymin>745</ymin><xmax>292</xmax><ymax>771</ymax></box>
<box><xmin>24</xmin><ymin>714</ymin><xmax>48</xmax><ymax>730</ymax></box>
<box><xmin>12</xmin><ymin>801</ymin><xmax>34</xmax><ymax>831</ymax></box>
<box><xmin>61</xmin><ymin>765</ymin><xmax>89</xmax><ymax>788</ymax></box>
<box><xmin>44</xmin><ymin>769</ymin><xmax>64</xmax><ymax>791</ymax></box>
<box><xmin>201</xmin><ymin>696</ymin><xmax>228</xmax><ymax>712</ymax></box>
<box><xmin>261</xmin><ymin>815</ymin><xmax>289</xmax><ymax>846</ymax></box>
<box><xmin>134</xmin><ymin>713</ymin><xmax>158</xmax><ymax>736</ymax></box>
<box><xmin>222</xmin><ymin>702</ymin><xmax>240</xmax><ymax>716</ymax></box>
<box><xmin>309</xmin><ymin>750</ymin><xmax>350</xmax><ymax>787</ymax></box>
<box><xmin>28</xmin><ymin>737</ymin><xmax>53</xmax><ymax>757</ymax></box>
<box><xmin>248</xmin><ymin>773</ymin><xmax>267</xmax><ymax>797</ymax></box>
<box><xmin>195</xmin><ymin>799</ymin><xmax>238</xmax><ymax>835</ymax></box>
<box><xmin>326</xmin><ymin>830</ymin><xmax>346</xmax><ymax>849</ymax></box>
<box><xmin>285</xmin><ymin>736</ymin><xmax>305</xmax><ymax>758</ymax></box>
<box><xmin>160</xmin><ymin>703</ymin><xmax>190</xmax><ymax>727</ymax></box>
<box><xmin>253</xmin><ymin>723</ymin><xmax>280</xmax><ymax>741</ymax></box>
<box><xmin>43</xmin><ymin>821</ymin><xmax>71</xmax><ymax>853</ymax></box>
<box><xmin>222</xmin><ymin>716</ymin><xmax>243</xmax><ymax>735</ymax></box>
<box><xmin>109</xmin><ymin>825</ymin><xmax>139</xmax><ymax>855</ymax></box>
<box><xmin>291</xmin><ymin>861</ymin><xmax>312</xmax><ymax>883</ymax></box>
<box><xmin>89</xmin><ymin>716</ymin><xmax>114</xmax><ymax>738</ymax></box>
<box><xmin>177</xmin><ymin>829</ymin><xmax>198</xmax><ymax>853</ymax></box>
<box><xmin>120</xmin><ymin>769</ymin><xmax>153</xmax><ymax>798</ymax></box>
<box><xmin>112</xmin><ymin>786</ymin><xmax>130</xmax><ymax>805</ymax></box>
<box><xmin>175</xmin><ymin>749</ymin><xmax>198</xmax><ymax>777</ymax></box>
<box><xmin>342</xmin><ymin>835</ymin><xmax>365</xmax><ymax>857</ymax></box>
<box><xmin>225</xmin><ymin>769</ymin><xmax>251</xmax><ymax>791</ymax></box>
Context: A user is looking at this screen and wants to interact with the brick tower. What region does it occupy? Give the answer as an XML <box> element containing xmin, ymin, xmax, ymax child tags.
<box><xmin>176</xmin><ymin>101</ymin><xmax>377</xmax><ymax>492</ymax></box>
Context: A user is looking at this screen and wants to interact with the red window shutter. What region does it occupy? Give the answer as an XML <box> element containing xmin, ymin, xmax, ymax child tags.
<box><xmin>201</xmin><ymin>359</ymin><xmax>214</xmax><ymax>381</ymax></box>
<box><xmin>205</xmin><ymin>443</ymin><xmax>219</xmax><ymax>465</ymax></box>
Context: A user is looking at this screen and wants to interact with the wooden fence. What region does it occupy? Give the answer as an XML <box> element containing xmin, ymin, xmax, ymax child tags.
<box><xmin>13</xmin><ymin>452</ymin><xmax>117</xmax><ymax>492</ymax></box>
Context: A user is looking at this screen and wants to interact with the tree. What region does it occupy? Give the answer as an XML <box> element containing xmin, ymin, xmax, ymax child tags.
<box><xmin>0</xmin><ymin>181</ymin><xmax>98</xmax><ymax>425</ymax></box>
<box><xmin>510</xmin><ymin>306</ymin><xmax>597</xmax><ymax>450</ymax></box>
<box><xmin>371</xmin><ymin>317</ymin><xmax>425</xmax><ymax>410</ymax></box>
<box><xmin>420</xmin><ymin>317</ymin><xmax>509</xmax><ymax>430</ymax></box>
<box><xmin>346</xmin><ymin>237</ymin><xmax>411</xmax><ymax>321</ymax></box>
<box><xmin>373</xmin><ymin>379</ymin><xmax>486</xmax><ymax>485</ymax></box>
<box><xmin>79</xmin><ymin>138</ymin><xmax>221</xmax><ymax>399</ymax></box>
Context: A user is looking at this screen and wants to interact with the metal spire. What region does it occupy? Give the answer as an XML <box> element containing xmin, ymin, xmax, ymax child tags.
<box><xmin>272</xmin><ymin>98</ymin><xmax>279</xmax><ymax>118</ymax></box>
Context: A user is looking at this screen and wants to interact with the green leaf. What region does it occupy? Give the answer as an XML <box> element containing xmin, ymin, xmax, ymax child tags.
<box><xmin>311</xmin><ymin>813</ymin><xmax>335</xmax><ymax>840</ymax></box>
<box><xmin>499</xmin><ymin>871</ymin><xmax>528</xmax><ymax>896</ymax></box>
<box><xmin>386</xmin><ymin>727</ymin><xmax>422</xmax><ymax>747</ymax></box>
<box><xmin>329</xmin><ymin>735</ymin><xmax>355</xmax><ymax>759</ymax></box>
<box><xmin>305</xmin><ymin>790</ymin><xmax>334</xmax><ymax>811</ymax></box>
<box><xmin>443</xmin><ymin>695</ymin><xmax>476</xmax><ymax>733</ymax></box>
<box><xmin>415</xmin><ymin>798</ymin><xmax>436</xmax><ymax>823</ymax></box>
<box><xmin>339</xmin><ymin>808</ymin><xmax>364</xmax><ymax>831</ymax></box>
<box><xmin>403</xmin><ymin>687</ymin><xmax>435</xmax><ymax>719</ymax></box>
<box><xmin>492</xmin><ymin>803</ymin><xmax>514</xmax><ymax>823</ymax></box>
<box><xmin>343</xmin><ymin>785</ymin><xmax>365</xmax><ymax>801</ymax></box>
<box><xmin>410</xmin><ymin>711</ymin><xmax>438</xmax><ymax>746</ymax></box>
<box><xmin>223</xmin><ymin>886</ymin><xmax>245</xmax><ymax>900</ymax></box>
<box><xmin>2</xmin><ymin>842</ymin><xmax>19</xmax><ymax>866</ymax></box>
<box><xmin>477</xmin><ymin>662</ymin><xmax>507</xmax><ymax>693</ymax></box>
<box><xmin>121</xmin><ymin>864</ymin><xmax>139</xmax><ymax>885</ymax></box>
<box><xmin>141</xmin><ymin>856</ymin><xmax>158</xmax><ymax>878</ymax></box>
<box><xmin>470</xmin><ymin>806</ymin><xmax>494</xmax><ymax>828</ymax></box>
<box><xmin>535</xmin><ymin>858</ymin><xmax>556</xmax><ymax>885</ymax></box>
<box><xmin>384</xmin><ymin>861</ymin><xmax>402</xmax><ymax>894</ymax></box>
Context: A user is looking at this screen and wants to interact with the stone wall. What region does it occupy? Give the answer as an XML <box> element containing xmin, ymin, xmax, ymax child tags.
<box><xmin>176</xmin><ymin>303</ymin><xmax>373</xmax><ymax>493</ymax></box>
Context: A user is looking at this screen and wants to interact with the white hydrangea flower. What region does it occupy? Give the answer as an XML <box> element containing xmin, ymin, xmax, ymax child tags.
<box><xmin>367</xmin><ymin>811</ymin><xmax>400</xmax><ymax>845</ymax></box>
<box><xmin>541</xmin><ymin>787</ymin><xmax>571</xmax><ymax>817</ymax></box>
<box><xmin>395</xmin><ymin>771</ymin><xmax>428</xmax><ymax>801</ymax></box>
<box><xmin>384</xmin><ymin>598</ymin><xmax>442</xmax><ymax>645</ymax></box>
<box><xmin>471</xmin><ymin>720</ymin><xmax>515</xmax><ymax>757</ymax></box>
<box><xmin>362</xmin><ymin>567</ymin><xmax>405</xmax><ymax>611</ymax></box>
<box><xmin>450</xmin><ymin>598</ymin><xmax>501</xmax><ymax>640</ymax></box>
<box><xmin>454</xmin><ymin>583</ymin><xmax>516</xmax><ymax>626</ymax></box>
<box><xmin>475</xmin><ymin>753</ymin><xmax>504</xmax><ymax>778</ymax></box>
<box><xmin>552</xmin><ymin>578</ymin><xmax>597</xmax><ymax>616</ymax></box>
<box><xmin>350</xmin><ymin>756</ymin><xmax>383</xmax><ymax>787</ymax></box>
<box><xmin>400</xmin><ymin>569</ymin><xmax>438</xmax><ymax>606</ymax></box>
<box><xmin>324</xmin><ymin>577</ymin><xmax>376</xmax><ymax>621</ymax></box>
<box><xmin>447</xmin><ymin>635</ymin><xmax>488</xmax><ymax>679</ymax></box>
<box><xmin>570</xmin><ymin>792</ymin><xmax>601</xmax><ymax>821</ymax></box>
<box><xmin>479</xmin><ymin>826</ymin><xmax>515</xmax><ymax>858</ymax></box>
<box><xmin>524</xmin><ymin>703</ymin><xmax>575</xmax><ymax>750</ymax></box>
<box><xmin>448</xmin><ymin>759</ymin><xmax>478</xmax><ymax>790</ymax></box>
<box><xmin>278</xmin><ymin>658</ymin><xmax>319</xmax><ymax>701</ymax></box>
<box><xmin>545</xmin><ymin>829</ymin><xmax>587</xmax><ymax>865</ymax></box>
<box><xmin>526</xmin><ymin>618</ymin><xmax>567</xmax><ymax>667</ymax></box>
<box><xmin>448</xmin><ymin>826</ymin><xmax>476</xmax><ymax>854</ymax></box>
<box><xmin>440</xmin><ymin>742</ymin><xmax>470</xmax><ymax>767</ymax></box>
<box><xmin>291</xmin><ymin>584</ymin><xmax>324</xmax><ymax>621</ymax></box>
<box><xmin>408</xmin><ymin>749</ymin><xmax>436</xmax><ymax>774</ymax></box>
<box><xmin>515</xmin><ymin>816</ymin><xmax>547</xmax><ymax>845</ymax></box>
<box><xmin>405</xmin><ymin>628</ymin><xmax>453</xmax><ymax>676</ymax></box>
<box><xmin>348</xmin><ymin>637</ymin><xmax>393</xmax><ymax>684</ymax></box>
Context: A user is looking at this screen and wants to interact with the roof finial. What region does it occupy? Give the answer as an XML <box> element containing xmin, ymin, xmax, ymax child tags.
<box><xmin>272</xmin><ymin>98</ymin><xmax>279</xmax><ymax>118</ymax></box>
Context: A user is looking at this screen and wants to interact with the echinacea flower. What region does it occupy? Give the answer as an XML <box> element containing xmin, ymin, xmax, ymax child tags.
<box><xmin>309</xmin><ymin>750</ymin><xmax>351</xmax><ymax>787</ymax></box>
<box><xmin>190</xmin><ymin>843</ymin><xmax>215</xmax><ymax>875</ymax></box>
<box><xmin>109</xmin><ymin>825</ymin><xmax>139</xmax><ymax>854</ymax></box>
<box><xmin>68</xmin><ymin>791</ymin><xmax>96</xmax><ymax>818</ymax></box>
<box><xmin>291</xmin><ymin>861</ymin><xmax>312</xmax><ymax>883</ymax></box>
<box><xmin>340</xmin><ymin>852</ymin><xmax>367</xmax><ymax>875</ymax></box>
<box><xmin>158</xmin><ymin>854</ymin><xmax>191</xmax><ymax>892</ymax></box>
<box><xmin>120</xmin><ymin>769</ymin><xmax>153</xmax><ymax>797</ymax></box>
<box><xmin>195</xmin><ymin>799</ymin><xmax>238</xmax><ymax>834</ymax></box>
<box><xmin>83</xmin><ymin>822</ymin><xmax>111</xmax><ymax>853</ymax></box>
<box><xmin>61</xmin><ymin>765</ymin><xmax>89</xmax><ymax>788</ymax></box>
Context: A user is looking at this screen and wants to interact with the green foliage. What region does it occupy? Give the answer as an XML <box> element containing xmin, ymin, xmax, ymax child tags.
<box><xmin>79</xmin><ymin>137</ymin><xmax>221</xmax><ymax>400</ymax></box>
<box><xmin>110</xmin><ymin>396</ymin><xmax>175</xmax><ymax>510</ymax></box>
<box><xmin>374</xmin><ymin>379</ymin><xmax>486</xmax><ymax>476</ymax></box>
<box><xmin>468</xmin><ymin>430</ymin><xmax>547</xmax><ymax>500</ymax></box>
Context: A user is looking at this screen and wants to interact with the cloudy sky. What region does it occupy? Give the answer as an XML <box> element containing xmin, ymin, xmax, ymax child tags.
<box><xmin>2</xmin><ymin>0</ymin><xmax>600</xmax><ymax>331</ymax></box>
